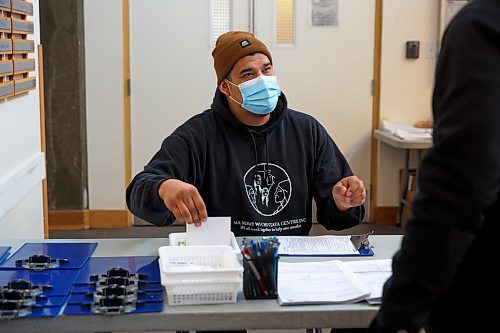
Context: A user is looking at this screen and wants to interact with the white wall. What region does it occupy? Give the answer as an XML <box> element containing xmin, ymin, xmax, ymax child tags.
<box><xmin>377</xmin><ymin>0</ymin><xmax>439</xmax><ymax>206</ymax></box>
<box><xmin>84</xmin><ymin>0</ymin><xmax>126</xmax><ymax>210</ymax></box>
<box><xmin>0</xmin><ymin>0</ymin><xmax>44</xmax><ymax>238</ymax></box>
<box><xmin>129</xmin><ymin>0</ymin><xmax>215</xmax><ymax>176</ymax></box>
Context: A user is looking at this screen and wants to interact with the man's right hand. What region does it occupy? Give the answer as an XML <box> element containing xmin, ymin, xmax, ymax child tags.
<box><xmin>158</xmin><ymin>179</ymin><xmax>208</xmax><ymax>226</ymax></box>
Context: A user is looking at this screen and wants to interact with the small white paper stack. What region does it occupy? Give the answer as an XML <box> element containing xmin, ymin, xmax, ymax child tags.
<box><xmin>381</xmin><ymin>120</ymin><xmax>432</xmax><ymax>140</ymax></box>
<box><xmin>186</xmin><ymin>216</ymin><xmax>232</xmax><ymax>246</ymax></box>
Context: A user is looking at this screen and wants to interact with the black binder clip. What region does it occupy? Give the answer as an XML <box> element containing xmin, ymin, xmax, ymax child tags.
<box><xmin>83</xmin><ymin>295</ymin><xmax>142</xmax><ymax>315</ymax></box>
<box><xmin>0</xmin><ymin>301</ymin><xmax>32</xmax><ymax>319</ymax></box>
<box><xmin>15</xmin><ymin>254</ymin><xmax>69</xmax><ymax>271</ymax></box>
<box><xmin>84</xmin><ymin>284</ymin><xmax>145</xmax><ymax>303</ymax></box>
<box><xmin>350</xmin><ymin>230</ymin><xmax>374</xmax><ymax>252</ymax></box>
<box><xmin>3</xmin><ymin>279</ymin><xmax>52</xmax><ymax>297</ymax></box>
<box><xmin>0</xmin><ymin>289</ymin><xmax>43</xmax><ymax>319</ymax></box>
<box><xmin>90</xmin><ymin>267</ymin><xmax>148</xmax><ymax>283</ymax></box>
<box><xmin>89</xmin><ymin>276</ymin><xmax>148</xmax><ymax>293</ymax></box>
<box><xmin>0</xmin><ymin>289</ymin><xmax>37</xmax><ymax>307</ymax></box>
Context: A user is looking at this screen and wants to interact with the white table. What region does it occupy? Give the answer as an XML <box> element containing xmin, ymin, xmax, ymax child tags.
<box><xmin>0</xmin><ymin>235</ymin><xmax>402</xmax><ymax>332</ymax></box>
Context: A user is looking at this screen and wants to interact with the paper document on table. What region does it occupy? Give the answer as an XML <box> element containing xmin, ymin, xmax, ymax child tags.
<box><xmin>278</xmin><ymin>235</ymin><xmax>360</xmax><ymax>256</ymax></box>
<box><xmin>277</xmin><ymin>260</ymin><xmax>370</xmax><ymax>305</ymax></box>
<box><xmin>186</xmin><ymin>216</ymin><xmax>231</xmax><ymax>246</ymax></box>
<box><xmin>344</xmin><ymin>259</ymin><xmax>392</xmax><ymax>305</ymax></box>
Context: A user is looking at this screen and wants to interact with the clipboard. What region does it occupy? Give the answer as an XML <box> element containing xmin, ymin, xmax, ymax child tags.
<box><xmin>0</xmin><ymin>305</ymin><xmax>64</xmax><ymax>318</ymax></box>
<box><xmin>0</xmin><ymin>269</ymin><xmax>79</xmax><ymax>297</ymax></box>
<box><xmin>70</xmin><ymin>281</ymin><xmax>163</xmax><ymax>293</ymax></box>
<box><xmin>32</xmin><ymin>295</ymin><xmax>68</xmax><ymax>307</ymax></box>
<box><xmin>0</xmin><ymin>243</ymin><xmax>97</xmax><ymax>270</ymax></box>
<box><xmin>67</xmin><ymin>290</ymin><xmax>163</xmax><ymax>305</ymax></box>
<box><xmin>63</xmin><ymin>301</ymin><xmax>163</xmax><ymax>315</ymax></box>
<box><xmin>0</xmin><ymin>246</ymin><xmax>10</xmax><ymax>265</ymax></box>
<box><xmin>277</xmin><ymin>232</ymin><xmax>374</xmax><ymax>257</ymax></box>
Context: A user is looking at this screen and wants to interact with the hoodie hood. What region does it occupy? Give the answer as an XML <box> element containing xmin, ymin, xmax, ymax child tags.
<box><xmin>210</xmin><ymin>88</ymin><xmax>288</xmax><ymax>136</ymax></box>
<box><xmin>210</xmin><ymin>88</ymin><xmax>289</xmax><ymax>185</ymax></box>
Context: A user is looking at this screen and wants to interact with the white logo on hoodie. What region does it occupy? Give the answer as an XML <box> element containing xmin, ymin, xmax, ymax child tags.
<box><xmin>244</xmin><ymin>163</ymin><xmax>292</xmax><ymax>216</ymax></box>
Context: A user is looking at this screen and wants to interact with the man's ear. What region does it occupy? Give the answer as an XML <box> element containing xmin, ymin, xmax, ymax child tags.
<box><xmin>219</xmin><ymin>80</ymin><xmax>230</xmax><ymax>97</ymax></box>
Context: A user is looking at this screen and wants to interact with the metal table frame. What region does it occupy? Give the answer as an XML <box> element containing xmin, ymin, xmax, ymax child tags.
<box><xmin>374</xmin><ymin>129</ymin><xmax>432</xmax><ymax>226</ymax></box>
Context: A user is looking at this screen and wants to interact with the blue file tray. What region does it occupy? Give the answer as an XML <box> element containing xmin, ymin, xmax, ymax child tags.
<box><xmin>0</xmin><ymin>269</ymin><xmax>79</xmax><ymax>296</ymax></box>
<box><xmin>67</xmin><ymin>290</ymin><xmax>163</xmax><ymax>304</ymax></box>
<box><xmin>0</xmin><ymin>243</ymin><xmax>98</xmax><ymax>270</ymax></box>
<box><xmin>73</xmin><ymin>256</ymin><xmax>161</xmax><ymax>284</ymax></box>
<box><xmin>63</xmin><ymin>301</ymin><xmax>163</xmax><ymax>315</ymax></box>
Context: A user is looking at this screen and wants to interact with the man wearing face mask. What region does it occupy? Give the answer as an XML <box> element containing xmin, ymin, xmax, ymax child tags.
<box><xmin>126</xmin><ymin>31</ymin><xmax>366</xmax><ymax>237</ymax></box>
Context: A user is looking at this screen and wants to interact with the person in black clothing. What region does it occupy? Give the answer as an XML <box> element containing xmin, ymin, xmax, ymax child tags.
<box><xmin>369</xmin><ymin>1</ymin><xmax>500</xmax><ymax>332</ymax></box>
<box><xmin>126</xmin><ymin>31</ymin><xmax>366</xmax><ymax>235</ymax></box>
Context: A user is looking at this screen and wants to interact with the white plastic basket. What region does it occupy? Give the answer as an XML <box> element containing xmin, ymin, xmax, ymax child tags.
<box><xmin>158</xmin><ymin>245</ymin><xmax>243</xmax><ymax>305</ymax></box>
<box><xmin>164</xmin><ymin>278</ymin><xmax>241</xmax><ymax>305</ymax></box>
<box><xmin>168</xmin><ymin>232</ymin><xmax>241</xmax><ymax>257</ymax></box>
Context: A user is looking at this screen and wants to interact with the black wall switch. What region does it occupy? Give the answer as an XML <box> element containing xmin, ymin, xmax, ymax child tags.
<box><xmin>406</xmin><ymin>41</ymin><xmax>420</xmax><ymax>59</ymax></box>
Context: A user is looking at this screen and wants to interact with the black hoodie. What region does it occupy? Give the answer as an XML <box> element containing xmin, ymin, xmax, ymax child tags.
<box><xmin>126</xmin><ymin>90</ymin><xmax>364</xmax><ymax>236</ymax></box>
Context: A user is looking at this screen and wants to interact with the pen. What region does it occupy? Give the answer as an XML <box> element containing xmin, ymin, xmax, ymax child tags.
<box><xmin>242</xmin><ymin>248</ymin><xmax>269</xmax><ymax>296</ymax></box>
<box><xmin>272</xmin><ymin>244</ymin><xmax>279</xmax><ymax>280</ymax></box>
<box><xmin>255</xmin><ymin>244</ymin><xmax>274</xmax><ymax>296</ymax></box>
<box><xmin>250</xmin><ymin>240</ymin><xmax>259</xmax><ymax>258</ymax></box>
<box><xmin>262</xmin><ymin>250</ymin><xmax>276</xmax><ymax>297</ymax></box>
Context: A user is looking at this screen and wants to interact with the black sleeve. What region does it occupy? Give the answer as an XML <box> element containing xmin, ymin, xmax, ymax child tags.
<box><xmin>371</xmin><ymin>4</ymin><xmax>500</xmax><ymax>332</ymax></box>
<box><xmin>125</xmin><ymin>132</ymin><xmax>199</xmax><ymax>227</ymax></box>
<box><xmin>313</xmin><ymin>124</ymin><xmax>365</xmax><ymax>230</ymax></box>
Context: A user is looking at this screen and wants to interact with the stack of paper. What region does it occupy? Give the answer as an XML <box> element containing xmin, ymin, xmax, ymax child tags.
<box><xmin>277</xmin><ymin>260</ymin><xmax>369</xmax><ymax>305</ymax></box>
<box><xmin>344</xmin><ymin>259</ymin><xmax>392</xmax><ymax>305</ymax></box>
<box><xmin>381</xmin><ymin>120</ymin><xmax>432</xmax><ymax>140</ymax></box>
<box><xmin>277</xmin><ymin>259</ymin><xmax>392</xmax><ymax>305</ymax></box>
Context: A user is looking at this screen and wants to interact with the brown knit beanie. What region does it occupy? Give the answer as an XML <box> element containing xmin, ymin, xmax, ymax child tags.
<box><xmin>212</xmin><ymin>31</ymin><xmax>273</xmax><ymax>86</ymax></box>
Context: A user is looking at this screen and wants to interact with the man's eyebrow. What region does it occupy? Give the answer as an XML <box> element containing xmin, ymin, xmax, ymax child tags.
<box><xmin>238</xmin><ymin>62</ymin><xmax>272</xmax><ymax>76</ymax></box>
<box><xmin>238</xmin><ymin>67</ymin><xmax>254</xmax><ymax>75</ymax></box>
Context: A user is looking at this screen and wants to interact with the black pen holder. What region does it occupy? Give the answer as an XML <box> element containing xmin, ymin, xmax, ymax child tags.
<box><xmin>242</xmin><ymin>255</ymin><xmax>278</xmax><ymax>300</ymax></box>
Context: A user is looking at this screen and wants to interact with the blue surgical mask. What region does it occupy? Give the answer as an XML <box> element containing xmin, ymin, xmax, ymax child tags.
<box><xmin>226</xmin><ymin>75</ymin><xmax>281</xmax><ymax>115</ymax></box>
